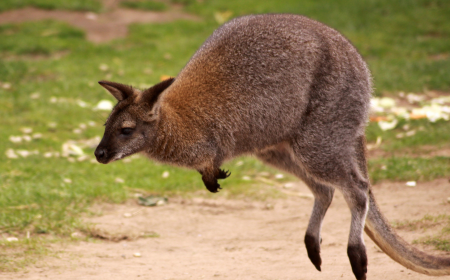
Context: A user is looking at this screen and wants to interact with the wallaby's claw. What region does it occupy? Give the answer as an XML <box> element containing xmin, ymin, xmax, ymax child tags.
<box><xmin>347</xmin><ymin>244</ymin><xmax>368</xmax><ymax>280</ymax></box>
<box><xmin>218</xmin><ymin>169</ymin><xmax>231</xmax><ymax>179</ymax></box>
<box><xmin>305</xmin><ymin>234</ymin><xmax>322</xmax><ymax>271</ymax></box>
<box><xmin>206</xmin><ymin>182</ymin><xmax>222</xmax><ymax>193</ymax></box>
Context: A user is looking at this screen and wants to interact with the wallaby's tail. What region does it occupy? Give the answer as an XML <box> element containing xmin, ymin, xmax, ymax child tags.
<box><xmin>365</xmin><ymin>190</ymin><xmax>450</xmax><ymax>275</ymax></box>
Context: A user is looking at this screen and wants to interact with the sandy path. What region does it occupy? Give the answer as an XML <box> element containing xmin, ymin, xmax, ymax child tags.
<box><xmin>3</xmin><ymin>179</ymin><xmax>450</xmax><ymax>280</ymax></box>
<box><xmin>0</xmin><ymin>4</ymin><xmax>199</xmax><ymax>43</ymax></box>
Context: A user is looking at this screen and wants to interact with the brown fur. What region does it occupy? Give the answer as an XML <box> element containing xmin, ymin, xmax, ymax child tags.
<box><xmin>95</xmin><ymin>14</ymin><xmax>450</xmax><ymax>280</ymax></box>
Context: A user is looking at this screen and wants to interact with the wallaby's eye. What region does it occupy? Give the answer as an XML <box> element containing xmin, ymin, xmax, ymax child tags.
<box><xmin>121</xmin><ymin>127</ymin><xmax>134</xmax><ymax>135</ymax></box>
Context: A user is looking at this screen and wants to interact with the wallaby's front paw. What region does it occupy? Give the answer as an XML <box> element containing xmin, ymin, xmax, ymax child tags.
<box><xmin>305</xmin><ymin>234</ymin><xmax>322</xmax><ymax>271</ymax></box>
<box><xmin>217</xmin><ymin>169</ymin><xmax>231</xmax><ymax>179</ymax></box>
<box><xmin>201</xmin><ymin>174</ymin><xmax>222</xmax><ymax>193</ymax></box>
<box><xmin>205</xmin><ymin>181</ymin><xmax>222</xmax><ymax>193</ymax></box>
<box><xmin>347</xmin><ymin>244</ymin><xmax>368</xmax><ymax>280</ymax></box>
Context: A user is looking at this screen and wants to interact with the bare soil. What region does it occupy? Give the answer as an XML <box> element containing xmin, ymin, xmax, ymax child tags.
<box><xmin>0</xmin><ymin>1</ymin><xmax>199</xmax><ymax>43</ymax></box>
<box><xmin>3</xmin><ymin>179</ymin><xmax>450</xmax><ymax>280</ymax></box>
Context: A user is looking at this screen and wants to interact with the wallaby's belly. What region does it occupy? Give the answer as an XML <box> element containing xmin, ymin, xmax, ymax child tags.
<box><xmin>167</xmin><ymin>14</ymin><xmax>372</xmax><ymax>156</ymax></box>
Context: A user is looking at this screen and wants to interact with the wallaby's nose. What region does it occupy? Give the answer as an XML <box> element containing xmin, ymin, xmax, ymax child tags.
<box><xmin>95</xmin><ymin>148</ymin><xmax>106</xmax><ymax>161</ymax></box>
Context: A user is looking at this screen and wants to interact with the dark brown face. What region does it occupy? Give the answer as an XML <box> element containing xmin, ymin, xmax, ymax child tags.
<box><xmin>95</xmin><ymin>106</ymin><xmax>149</xmax><ymax>164</ymax></box>
<box><xmin>94</xmin><ymin>78</ymin><xmax>174</xmax><ymax>163</ymax></box>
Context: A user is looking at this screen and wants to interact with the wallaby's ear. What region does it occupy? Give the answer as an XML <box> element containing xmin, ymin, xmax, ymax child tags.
<box><xmin>140</xmin><ymin>77</ymin><xmax>175</xmax><ymax>108</ymax></box>
<box><xmin>98</xmin><ymin>81</ymin><xmax>135</xmax><ymax>101</ymax></box>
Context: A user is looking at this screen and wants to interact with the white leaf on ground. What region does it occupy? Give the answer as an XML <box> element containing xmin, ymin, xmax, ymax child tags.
<box><xmin>378</xmin><ymin>118</ymin><xmax>398</xmax><ymax>130</ymax></box>
<box><xmin>95</xmin><ymin>100</ymin><xmax>114</xmax><ymax>111</ymax></box>
<box><xmin>5</xmin><ymin>149</ymin><xmax>18</xmax><ymax>159</ymax></box>
<box><xmin>9</xmin><ymin>136</ymin><xmax>22</xmax><ymax>143</ymax></box>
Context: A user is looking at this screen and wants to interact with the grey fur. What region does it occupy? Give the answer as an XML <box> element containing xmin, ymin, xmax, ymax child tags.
<box><xmin>95</xmin><ymin>14</ymin><xmax>450</xmax><ymax>280</ymax></box>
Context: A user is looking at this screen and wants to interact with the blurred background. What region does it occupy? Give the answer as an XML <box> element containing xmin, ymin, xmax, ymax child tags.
<box><xmin>0</xmin><ymin>0</ymin><xmax>449</xmax><ymax>271</ymax></box>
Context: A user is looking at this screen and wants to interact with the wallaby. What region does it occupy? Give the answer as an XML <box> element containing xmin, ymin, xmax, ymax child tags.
<box><xmin>94</xmin><ymin>14</ymin><xmax>450</xmax><ymax>280</ymax></box>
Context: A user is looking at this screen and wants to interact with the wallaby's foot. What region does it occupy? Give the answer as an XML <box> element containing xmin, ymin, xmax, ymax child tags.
<box><xmin>217</xmin><ymin>169</ymin><xmax>231</xmax><ymax>179</ymax></box>
<box><xmin>348</xmin><ymin>244</ymin><xmax>368</xmax><ymax>280</ymax></box>
<box><xmin>202</xmin><ymin>175</ymin><xmax>222</xmax><ymax>193</ymax></box>
<box><xmin>199</xmin><ymin>168</ymin><xmax>230</xmax><ymax>193</ymax></box>
<box><xmin>305</xmin><ymin>234</ymin><xmax>322</xmax><ymax>271</ymax></box>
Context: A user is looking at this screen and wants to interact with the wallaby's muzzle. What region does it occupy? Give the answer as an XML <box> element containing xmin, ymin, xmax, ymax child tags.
<box><xmin>94</xmin><ymin>146</ymin><xmax>109</xmax><ymax>164</ymax></box>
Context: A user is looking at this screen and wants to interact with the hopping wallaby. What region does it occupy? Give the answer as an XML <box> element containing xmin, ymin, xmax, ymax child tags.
<box><xmin>94</xmin><ymin>14</ymin><xmax>450</xmax><ymax>280</ymax></box>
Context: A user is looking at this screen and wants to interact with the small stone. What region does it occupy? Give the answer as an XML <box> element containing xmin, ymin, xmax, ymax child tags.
<box><xmin>275</xmin><ymin>173</ymin><xmax>284</xmax><ymax>179</ymax></box>
<box><xmin>242</xmin><ymin>176</ymin><xmax>251</xmax><ymax>181</ymax></box>
<box><xmin>405</xmin><ymin>181</ymin><xmax>416</xmax><ymax>187</ymax></box>
<box><xmin>63</xmin><ymin>178</ymin><xmax>72</xmax><ymax>184</ymax></box>
<box><xmin>85</xmin><ymin>12</ymin><xmax>98</xmax><ymax>20</ymax></box>
<box><xmin>162</xmin><ymin>171</ymin><xmax>170</xmax><ymax>178</ymax></box>
<box><xmin>6</xmin><ymin>237</ymin><xmax>18</xmax><ymax>242</ymax></box>
<box><xmin>123</xmin><ymin>213</ymin><xmax>132</xmax><ymax>218</ymax></box>
<box><xmin>22</xmin><ymin>135</ymin><xmax>32</xmax><ymax>142</ymax></box>
<box><xmin>133</xmin><ymin>252</ymin><xmax>142</xmax><ymax>257</ymax></box>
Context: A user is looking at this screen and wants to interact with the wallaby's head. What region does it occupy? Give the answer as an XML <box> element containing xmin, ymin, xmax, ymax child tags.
<box><xmin>95</xmin><ymin>78</ymin><xmax>174</xmax><ymax>164</ymax></box>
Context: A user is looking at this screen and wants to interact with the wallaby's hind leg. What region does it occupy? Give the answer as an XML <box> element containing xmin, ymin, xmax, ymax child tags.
<box><xmin>341</xmin><ymin>180</ymin><xmax>369</xmax><ymax>280</ymax></box>
<box><xmin>256</xmin><ymin>143</ymin><xmax>334</xmax><ymax>272</ymax></box>
<box><xmin>291</xmin><ymin>137</ymin><xmax>370</xmax><ymax>280</ymax></box>
<box><xmin>303</xmin><ymin>178</ymin><xmax>334</xmax><ymax>271</ymax></box>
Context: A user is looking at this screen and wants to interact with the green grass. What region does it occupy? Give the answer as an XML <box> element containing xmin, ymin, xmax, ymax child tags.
<box><xmin>1</xmin><ymin>0</ymin><xmax>450</xmax><ymax>271</ymax></box>
<box><xmin>121</xmin><ymin>0</ymin><xmax>168</xmax><ymax>11</ymax></box>
<box><xmin>0</xmin><ymin>0</ymin><xmax>101</xmax><ymax>12</ymax></box>
<box><xmin>369</xmin><ymin>157</ymin><xmax>450</xmax><ymax>184</ymax></box>
<box><xmin>394</xmin><ymin>215</ymin><xmax>450</xmax><ymax>252</ymax></box>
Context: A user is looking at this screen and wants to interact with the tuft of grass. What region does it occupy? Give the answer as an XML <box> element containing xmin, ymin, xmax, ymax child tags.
<box><xmin>420</xmin><ymin>237</ymin><xmax>450</xmax><ymax>251</ymax></box>
<box><xmin>121</xmin><ymin>0</ymin><xmax>168</xmax><ymax>11</ymax></box>
<box><xmin>394</xmin><ymin>215</ymin><xmax>450</xmax><ymax>252</ymax></box>
<box><xmin>368</xmin><ymin>156</ymin><xmax>450</xmax><ymax>183</ymax></box>
<box><xmin>0</xmin><ymin>237</ymin><xmax>52</xmax><ymax>272</ymax></box>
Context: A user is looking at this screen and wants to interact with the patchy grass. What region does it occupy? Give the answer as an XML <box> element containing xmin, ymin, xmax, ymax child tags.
<box><xmin>369</xmin><ymin>157</ymin><xmax>450</xmax><ymax>183</ymax></box>
<box><xmin>0</xmin><ymin>237</ymin><xmax>52</xmax><ymax>272</ymax></box>
<box><xmin>1</xmin><ymin>0</ymin><xmax>450</xmax><ymax>271</ymax></box>
<box><xmin>120</xmin><ymin>0</ymin><xmax>168</xmax><ymax>11</ymax></box>
<box><xmin>0</xmin><ymin>0</ymin><xmax>101</xmax><ymax>13</ymax></box>
<box><xmin>393</xmin><ymin>215</ymin><xmax>450</xmax><ymax>252</ymax></box>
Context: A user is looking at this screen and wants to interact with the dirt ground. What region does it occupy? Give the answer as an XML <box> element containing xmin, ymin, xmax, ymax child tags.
<box><xmin>2</xmin><ymin>179</ymin><xmax>450</xmax><ymax>280</ymax></box>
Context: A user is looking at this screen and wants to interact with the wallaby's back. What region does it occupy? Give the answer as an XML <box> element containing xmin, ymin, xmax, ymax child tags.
<box><xmin>160</xmin><ymin>14</ymin><xmax>372</xmax><ymax>158</ymax></box>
